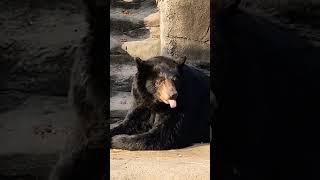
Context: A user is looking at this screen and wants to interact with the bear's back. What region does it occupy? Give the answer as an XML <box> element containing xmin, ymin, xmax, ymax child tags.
<box><xmin>178</xmin><ymin>65</ymin><xmax>210</xmax><ymax>142</ymax></box>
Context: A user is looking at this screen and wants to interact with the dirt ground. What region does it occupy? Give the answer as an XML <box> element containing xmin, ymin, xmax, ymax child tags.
<box><xmin>111</xmin><ymin>144</ymin><xmax>210</xmax><ymax>180</ymax></box>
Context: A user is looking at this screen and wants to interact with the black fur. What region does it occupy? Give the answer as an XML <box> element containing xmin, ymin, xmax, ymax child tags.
<box><xmin>49</xmin><ymin>0</ymin><xmax>107</xmax><ymax>180</ymax></box>
<box><xmin>111</xmin><ymin>56</ymin><xmax>210</xmax><ymax>150</ymax></box>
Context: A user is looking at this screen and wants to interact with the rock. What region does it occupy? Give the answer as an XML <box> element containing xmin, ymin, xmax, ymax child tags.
<box><xmin>144</xmin><ymin>11</ymin><xmax>160</xmax><ymax>27</ymax></box>
<box><xmin>110</xmin><ymin>91</ymin><xmax>133</xmax><ymax>112</ymax></box>
<box><xmin>148</xmin><ymin>26</ymin><xmax>160</xmax><ymax>38</ymax></box>
<box><xmin>121</xmin><ymin>38</ymin><xmax>161</xmax><ymax>60</ymax></box>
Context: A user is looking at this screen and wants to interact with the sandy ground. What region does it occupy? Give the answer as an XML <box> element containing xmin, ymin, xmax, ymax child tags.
<box><xmin>110</xmin><ymin>144</ymin><xmax>210</xmax><ymax>180</ymax></box>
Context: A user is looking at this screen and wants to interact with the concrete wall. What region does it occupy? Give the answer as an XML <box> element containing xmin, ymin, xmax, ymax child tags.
<box><xmin>157</xmin><ymin>0</ymin><xmax>210</xmax><ymax>63</ymax></box>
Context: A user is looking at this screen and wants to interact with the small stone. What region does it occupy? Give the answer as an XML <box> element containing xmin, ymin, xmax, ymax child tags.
<box><xmin>120</xmin><ymin>38</ymin><xmax>127</xmax><ymax>43</ymax></box>
<box><xmin>122</xmin><ymin>9</ymin><xmax>130</xmax><ymax>16</ymax></box>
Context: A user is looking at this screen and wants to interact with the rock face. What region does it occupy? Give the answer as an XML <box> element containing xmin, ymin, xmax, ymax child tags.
<box><xmin>110</xmin><ymin>0</ymin><xmax>161</xmax><ymax>60</ymax></box>
<box><xmin>157</xmin><ymin>0</ymin><xmax>210</xmax><ymax>63</ymax></box>
<box><xmin>109</xmin><ymin>0</ymin><xmax>160</xmax><ymax>122</ymax></box>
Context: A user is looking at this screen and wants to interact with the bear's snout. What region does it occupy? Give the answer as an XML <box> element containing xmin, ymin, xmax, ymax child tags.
<box><xmin>169</xmin><ymin>91</ymin><xmax>178</xmax><ymax>100</ymax></box>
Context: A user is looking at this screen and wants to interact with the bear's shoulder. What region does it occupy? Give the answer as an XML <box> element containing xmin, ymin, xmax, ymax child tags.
<box><xmin>181</xmin><ymin>65</ymin><xmax>209</xmax><ymax>87</ymax></box>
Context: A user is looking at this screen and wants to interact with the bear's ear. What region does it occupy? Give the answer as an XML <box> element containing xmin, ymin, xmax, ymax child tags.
<box><xmin>135</xmin><ymin>57</ymin><xmax>143</xmax><ymax>65</ymax></box>
<box><xmin>135</xmin><ymin>57</ymin><xmax>150</xmax><ymax>71</ymax></box>
<box><xmin>176</xmin><ymin>56</ymin><xmax>186</xmax><ymax>66</ymax></box>
<box><xmin>134</xmin><ymin>57</ymin><xmax>144</xmax><ymax>69</ymax></box>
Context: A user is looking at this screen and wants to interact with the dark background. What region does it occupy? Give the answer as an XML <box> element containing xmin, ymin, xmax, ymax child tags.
<box><xmin>213</xmin><ymin>5</ymin><xmax>320</xmax><ymax>180</ymax></box>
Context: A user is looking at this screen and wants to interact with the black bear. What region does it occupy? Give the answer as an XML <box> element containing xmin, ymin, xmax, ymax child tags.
<box><xmin>49</xmin><ymin>0</ymin><xmax>108</xmax><ymax>179</ymax></box>
<box><xmin>111</xmin><ymin>56</ymin><xmax>211</xmax><ymax>150</ymax></box>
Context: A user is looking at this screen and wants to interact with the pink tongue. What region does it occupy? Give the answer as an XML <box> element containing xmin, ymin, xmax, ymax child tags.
<box><xmin>168</xmin><ymin>100</ymin><xmax>177</xmax><ymax>108</ymax></box>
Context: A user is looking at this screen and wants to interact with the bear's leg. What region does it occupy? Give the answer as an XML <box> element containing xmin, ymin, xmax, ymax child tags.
<box><xmin>110</xmin><ymin>107</ymin><xmax>151</xmax><ymax>136</ymax></box>
<box><xmin>111</xmin><ymin>113</ymin><xmax>188</xmax><ymax>150</ymax></box>
<box><xmin>111</xmin><ymin>128</ymin><xmax>185</xmax><ymax>150</ymax></box>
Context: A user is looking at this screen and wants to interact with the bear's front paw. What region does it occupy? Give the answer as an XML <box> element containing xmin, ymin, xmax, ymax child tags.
<box><xmin>111</xmin><ymin>134</ymin><xmax>133</xmax><ymax>150</ymax></box>
<box><xmin>110</xmin><ymin>124</ymin><xmax>118</xmax><ymax>137</ymax></box>
<box><xmin>110</xmin><ymin>122</ymin><xmax>126</xmax><ymax>137</ymax></box>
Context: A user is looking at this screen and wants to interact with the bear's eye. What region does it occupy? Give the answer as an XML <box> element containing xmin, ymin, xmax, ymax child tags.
<box><xmin>155</xmin><ymin>78</ymin><xmax>164</xmax><ymax>87</ymax></box>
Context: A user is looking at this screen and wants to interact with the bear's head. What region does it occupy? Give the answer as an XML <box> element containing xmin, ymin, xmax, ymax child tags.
<box><xmin>135</xmin><ymin>56</ymin><xmax>186</xmax><ymax>108</ymax></box>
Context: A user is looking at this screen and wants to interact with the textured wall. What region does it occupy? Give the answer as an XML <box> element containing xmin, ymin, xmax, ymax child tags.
<box><xmin>158</xmin><ymin>0</ymin><xmax>210</xmax><ymax>63</ymax></box>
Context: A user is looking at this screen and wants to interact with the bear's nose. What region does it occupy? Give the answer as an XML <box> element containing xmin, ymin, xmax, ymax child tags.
<box><xmin>169</xmin><ymin>92</ymin><xmax>178</xmax><ymax>100</ymax></box>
